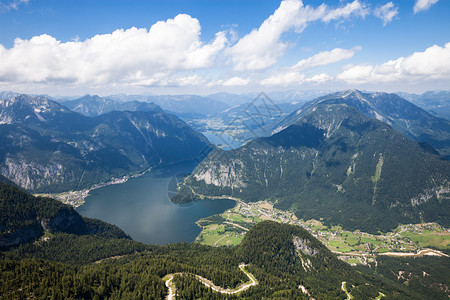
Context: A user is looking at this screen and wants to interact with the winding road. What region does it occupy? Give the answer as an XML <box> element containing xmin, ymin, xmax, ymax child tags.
<box><xmin>164</xmin><ymin>263</ymin><xmax>257</xmax><ymax>300</ymax></box>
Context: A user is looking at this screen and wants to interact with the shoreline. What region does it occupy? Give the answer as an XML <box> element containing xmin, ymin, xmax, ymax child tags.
<box><xmin>36</xmin><ymin>158</ymin><xmax>200</xmax><ymax>208</ymax></box>
<box><xmin>34</xmin><ymin>168</ymin><xmax>152</xmax><ymax>208</ymax></box>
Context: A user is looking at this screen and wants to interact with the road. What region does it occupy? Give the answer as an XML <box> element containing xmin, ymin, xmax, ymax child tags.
<box><xmin>164</xmin><ymin>263</ymin><xmax>257</xmax><ymax>299</ymax></box>
<box><xmin>378</xmin><ymin>248</ymin><xmax>449</xmax><ymax>257</ymax></box>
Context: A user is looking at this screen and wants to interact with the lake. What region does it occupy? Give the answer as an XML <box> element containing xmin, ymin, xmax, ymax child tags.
<box><xmin>77</xmin><ymin>160</ymin><xmax>235</xmax><ymax>245</ymax></box>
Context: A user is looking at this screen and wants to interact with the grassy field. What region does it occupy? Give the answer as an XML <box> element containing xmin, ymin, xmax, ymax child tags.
<box><xmin>401</xmin><ymin>231</ymin><xmax>450</xmax><ymax>249</ymax></box>
<box><xmin>347</xmin><ymin>258</ymin><xmax>362</xmax><ymax>265</ymax></box>
<box><xmin>329</xmin><ymin>240</ymin><xmax>353</xmax><ymax>252</ymax></box>
<box><xmin>196</xmin><ymin>222</ymin><xmax>246</xmax><ymax>246</ymax></box>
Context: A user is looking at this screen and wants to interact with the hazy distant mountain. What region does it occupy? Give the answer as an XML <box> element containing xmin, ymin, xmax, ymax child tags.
<box><xmin>0</xmin><ymin>91</ymin><xmax>19</xmax><ymax>100</ymax></box>
<box><xmin>207</xmin><ymin>92</ymin><xmax>253</xmax><ymax>106</ymax></box>
<box><xmin>273</xmin><ymin>90</ymin><xmax>450</xmax><ymax>158</ymax></box>
<box><xmin>61</xmin><ymin>95</ymin><xmax>162</xmax><ymax>117</ymax></box>
<box><xmin>0</xmin><ymin>94</ymin><xmax>211</xmax><ymax>192</ymax></box>
<box><xmin>174</xmin><ymin>102</ymin><xmax>450</xmax><ymax>233</ymax></box>
<box><xmin>400</xmin><ymin>91</ymin><xmax>450</xmax><ymax>120</ymax></box>
<box><xmin>107</xmin><ymin>94</ymin><xmax>230</xmax><ymax>116</ymax></box>
<box><xmin>207</xmin><ymin>90</ymin><xmax>331</xmax><ymax>106</ymax></box>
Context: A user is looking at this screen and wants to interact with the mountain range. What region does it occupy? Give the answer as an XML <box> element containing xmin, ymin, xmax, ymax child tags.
<box><xmin>273</xmin><ymin>90</ymin><xmax>450</xmax><ymax>159</ymax></box>
<box><xmin>0</xmin><ymin>94</ymin><xmax>211</xmax><ymax>192</ymax></box>
<box><xmin>174</xmin><ymin>97</ymin><xmax>450</xmax><ymax>232</ymax></box>
<box><xmin>61</xmin><ymin>95</ymin><xmax>162</xmax><ymax>117</ymax></box>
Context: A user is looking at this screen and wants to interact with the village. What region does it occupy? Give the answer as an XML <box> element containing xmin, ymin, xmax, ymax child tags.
<box><xmin>196</xmin><ymin>199</ymin><xmax>449</xmax><ymax>265</ymax></box>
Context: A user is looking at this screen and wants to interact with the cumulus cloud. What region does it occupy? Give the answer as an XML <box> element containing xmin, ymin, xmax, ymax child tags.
<box><xmin>292</xmin><ymin>46</ymin><xmax>361</xmax><ymax>71</ymax></box>
<box><xmin>305</xmin><ymin>73</ymin><xmax>332</xmax><ymax>83</ymax></box>
<box><xmin>374</xmin><ymin>2</ymin><xmax>398</xmax><ymax>26</ymax></box>
<box><xmin>259</xmin><ymin>46</ymin><xmax>358</xmax><ymax>87</ymax></box>
<box><xmin>0</xmin><ymin>14</ymin><xmax>227</xmax><ymax>86</ymax></box>
<box><xmin>414</xmin><ymin>0</ymin><xmax>439</xmax><ymax>13</ymax></box>
<box><xmin>222</xmin><ymin>77</ymin><xmax>250</xmax><ymax>86</ymax></box>
<box><xmin>337</xmin><ymin>42</ymin><xmax>450</xmax><ymax>83</ymax></box>
<box><xmin>228</xmin><ymin>0</ymin><xmax>368</xmax><ymax>71</ymax></box>
<box><xmin>260</xmin><ymin>71</ymin><xmax>306</xmax><ymax>86</ymax></box>
<box><xmin>321</xmin><ymin>0</ymin><xmax>368</xmax><ymax>23</ymax></box>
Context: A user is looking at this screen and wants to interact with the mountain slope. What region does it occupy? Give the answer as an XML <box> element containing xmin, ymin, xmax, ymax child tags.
<box><xmin>0</xmin><ymin>181</ymin><xmax>129</xmax><ymax>248</ymax></box>
<box><xmin>274</xmin><ymin>90</ymin><xmax>450</xmax><ymax>158</ymax></box>
<box><xmin>175</xmin><ymin>103</ymin><xmax>450</xmax><ymax>232</ymax></box>
<box><xmin>0</xmin><ymin>94</ymin><xmax>211</xmax><ymax>192</ymax></box>
<box><xmin>236</xmin><ymin>221</ymin><xmax>423</xmax><ymax>299</ymax></box>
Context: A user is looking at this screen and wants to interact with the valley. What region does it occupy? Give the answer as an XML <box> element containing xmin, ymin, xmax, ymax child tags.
<box><xmin>195</xmin><ymin>196</ymin><xmax>450</xmax><ymax>266</ymax></box>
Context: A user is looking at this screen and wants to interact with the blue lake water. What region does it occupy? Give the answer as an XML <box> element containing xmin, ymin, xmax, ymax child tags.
<box><xmin>77</xmin><ymin>160</ymin><xmax>235</xmax><ymax>245</ymax></box>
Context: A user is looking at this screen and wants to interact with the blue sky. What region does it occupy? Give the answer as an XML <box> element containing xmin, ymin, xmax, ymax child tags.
<box><xmin>0</xmin><ymin>0</ymin><xmax>449</xmax><ymax>95</ymax></box>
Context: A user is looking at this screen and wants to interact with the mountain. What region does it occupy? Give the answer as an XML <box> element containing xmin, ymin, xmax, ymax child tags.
<box><xmin>273</xmin><ymin>89</ymin><xmax>450</xmax><ymax>158</ymax></box>
<box><xmin>0</xmin><ymin>94</ymin><xmax>83</xmax><ymax>128</ymax></box>
<box><xmin>61</xmin><ymin>95</ymin><xmax>162</xmax><ymax>117</ymax></box>
<box><xmin>0</xmin><ymin>181</ymin><xmax>129</xmax><ymax>248</ymax></box>
<box><xmin>107</xmin><ymin>94</ymin><xmax>230</xmax><ymax>116</ymax></box>
<box><xmin>174</xmin><ymin>102</ymin><xmax>450</xmax><ymax>233</ymax></box>
<box><xmin>403</xmin><ymin>91</ymin><xmax>450</xmax><ymax>120</ymax></box>
<box><xmin>0</xmin><ymin>94</ymin><xmax>211</xmax><ymax>192</ymax></box>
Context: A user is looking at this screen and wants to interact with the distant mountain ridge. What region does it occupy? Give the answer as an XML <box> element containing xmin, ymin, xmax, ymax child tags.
<box><xmin>106</xmin><ymin>94</ymin><xmax>230</xmax><ymax>116</ymax></box>
<box><xmin>273</xmin><ymin>89</ymin><xmax>450</xmax><ymax>158</ymax></box>
<box><xmin>400</xmin><ymin>90</ymin><xmax>450</xmax><ymax>120</ymax></box>
<box><xmin>0</xmin><ymin>94</ymin><xmax>211</xmax><ymax>192</ymax></box>
<box><xmin>61</xmin><ymin>95</ymin><xmax>162</xmax><ymax>117</ymax></box>
<box><xmin>174</xmin><ymin>102</ymin><xmax>450</xmax><ymax>232</ymax></box>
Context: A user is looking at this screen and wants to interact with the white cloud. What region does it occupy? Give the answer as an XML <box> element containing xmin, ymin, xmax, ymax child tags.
<box><xmin>259</xmin><ymin>46</ymin><xmax>358</xmax><ymax>87</ymax></box>
<box><xmin>321</xmin><ymin>0</ymin><xmax>368</xmax><ymax>23</ymax></box>
<box><xmin>0</xmin><ymin>14</ymin><xmax>227</xmax><ymax>86</ymax></box>
<box><xmin>292</xmin><ymin>46</ymin><xmax>361</xmax><ymax>71</ymax></box>
<box><xmin>305</xmin><ymin>73</ymin><xmax>332</xmax><ymax>83</ymax></box>
<box><xmin>260</xmin><ymin>71</ymin><xmax>306</xmax><ymax>86</ymax></box>
<box><xmin>414</xmin><ymin>0</ymin><xmax>439</xmax><ymax>13</ymax></box>
<box><xmin>260</xmin><ymin>71</ymin><xmax>332</xmax><ymax>86</ymax></box>
<box><xmin>374</xmin><ymin>2</ymin><xmax>398</xmax><ymax>26</ymax></box>
<box><xmin>227</xmin><ymin>0</ymin><xmax>303</xmax><ymax>72</ymax></box>
<box><xmin>228</xmin><ymin>0</ymin><xmax>368</xmax><ymax>71</ymax></box>
<box><xmin>222</xmin><ymin>77</ymin><xmax>250</xmax><ymax>86</ymax></box>
<box><xmin>337</xmin><ymin>42</ymin><xmax>450</xmax><ymax>83</ymax></box>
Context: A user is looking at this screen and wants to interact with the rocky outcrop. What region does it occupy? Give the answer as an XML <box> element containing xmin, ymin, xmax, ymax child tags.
<box><xmin>293</xmin><ymin>236</ymin><xmax>319</xmax><ymax>256</ymax></box>
<box><xmin>193</xmin><ymin>158</ymin><xmax>246</xmax><ymax>188</ymax></box>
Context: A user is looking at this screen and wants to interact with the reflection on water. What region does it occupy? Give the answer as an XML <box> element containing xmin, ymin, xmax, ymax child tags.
<box><xmin>77</xmin><ymin>160</ymin><xmax>235</xmax><ymax>245</ymax></box>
